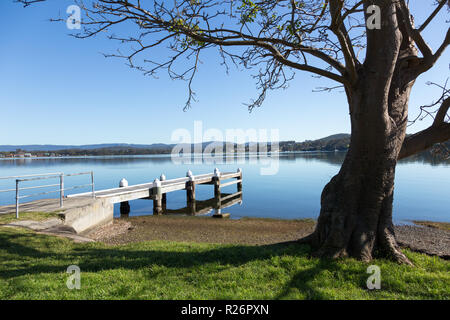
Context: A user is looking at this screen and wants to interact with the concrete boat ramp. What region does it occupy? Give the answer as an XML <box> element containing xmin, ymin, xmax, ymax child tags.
<box><xmin>0</xmin><ymin>169</ymin><xmax>243</xmax><ymax>235</ymax></box>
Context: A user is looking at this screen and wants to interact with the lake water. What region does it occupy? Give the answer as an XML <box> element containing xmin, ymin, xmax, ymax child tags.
<box><xmin>0</xmin><ymin>152</ymin><xmax>448</xmax><ymax>223</ymax></box>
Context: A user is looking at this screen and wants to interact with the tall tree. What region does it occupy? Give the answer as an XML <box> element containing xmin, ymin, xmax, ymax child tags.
<box><xmin>18</xmin><ymin>0</ymin><xmax>449</xmax><ymax>264</ymax></box>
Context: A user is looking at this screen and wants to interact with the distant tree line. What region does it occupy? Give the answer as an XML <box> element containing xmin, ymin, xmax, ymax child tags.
<box><xmin>2</xmin><ymin>138</ymin><xmax>448</xmax><ymax>159</ymax></box>
<box><xmin>278</xmin><ymin>138</ymin><xmax>350</xmax><ymax>152</ymax></box>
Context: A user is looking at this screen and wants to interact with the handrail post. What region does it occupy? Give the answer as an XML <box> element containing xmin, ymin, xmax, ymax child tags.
<box><xmin>160</xmin><ymin>174</ymin><xmax>166</xmax><ymax>211</ymax></box>
<box><xmin>119</xmin><ymin>178</ymin><xmax>130</xmax><ymax>216</ymax></box>
<box><xmin>59</xmin><ymin>174</ymin><xmax>64</xmax><ymax>208</ymax></box>
<box><xmin>186</xmin><ymin>170</ymin><xmax>196</xmax><ymax>215</ymax></box>
<box><xmin>153</xmin><ymin>178</ymin><xmax>163</xmax><ymax>215</ymax></box>
<box><xmin>213</xmin><ymin>168</ymin><xmax>221</xmax><ymax>200</ymax></box>
<box><xmin>237</xmin><ymin>168</ymin><xmax>243</xmax><ymax>192</ymax></box>
<box><xmin>15</xmin><ymin>179</ymin><xmax>19</xmax><ymax>219</ymax></box>
<box><xmin>91</xmin><ymin>171</ymin><xmax>95</xmax><ymax>198</ymax></box>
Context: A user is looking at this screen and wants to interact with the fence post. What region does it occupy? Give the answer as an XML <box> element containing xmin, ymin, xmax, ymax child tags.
<box><xmin>186</xmin><ymin>170</ymin><xmax>196</xmax><ymax>214</ymax></box>
<box><xmin>15</xmin><ymin>179</ymin><xmax>19</xmax><ymax>219</ymax></box>
<box><xmin>91</xmin><ymin>171</ymin><xmax>95</xmax><ymax>198</ymax></box>
<box><xmin>186</xmin><ymin>170</ymin><xmax>196</xmax><ymax>202</ymax></box>
<box><xmin>213</xmin><ymin>168</ymin><xmax>221</xmax><ymax>199</ymax></box>
<box><xmin>237</xmin><ymin>168</ymin><xmax>242</xmax><ymax>192</ymax></box>
<box><xmin>59</xmin><ymin>174</ymin><xmax>64</xmax><ymax>208</ymax></box>
<box><xmin>153</xmin><ymin>178</ymin><xmax>163</xmax><ymax>215</ymax></box>
<box><xmin>119</xmin><ymin>178</ymin><xmax>130</xmax><ymax>216</ymax></box>
<box><xmin>160</xmin><ymin>174</ymin><xmax>166</xmax><ymax>211</ymax></box>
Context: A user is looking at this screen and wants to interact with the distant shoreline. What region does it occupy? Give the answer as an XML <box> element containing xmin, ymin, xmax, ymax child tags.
<box><xmin>0</xmin><ymin>150</ymin><xmax>347</xmax><ymax>160</ymax></box>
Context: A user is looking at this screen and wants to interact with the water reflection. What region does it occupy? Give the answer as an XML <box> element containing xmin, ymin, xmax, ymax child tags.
<box><xmin>118</xmin><ymin>191</ymin><xmax>243</xmax><ymax>218</ymax></box>
<box><xmin>1</xmin><ymin>152</ymin><xmax>448</xmax><ymax>223</ymax></box>
<box><xmin>1</xmin><ymin>152</ymin><xmax>447</xmax><ymax>168</ymax></box>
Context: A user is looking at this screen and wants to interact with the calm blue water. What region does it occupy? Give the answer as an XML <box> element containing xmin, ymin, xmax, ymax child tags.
<box><xmin>0</xmin><ymin>152</ymin><xmax>448</xmax><ymax>223</ymax></box>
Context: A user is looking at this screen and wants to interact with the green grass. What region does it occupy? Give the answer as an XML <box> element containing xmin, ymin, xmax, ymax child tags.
<box><xmin>0</xmin><ymin>211</ymin><xmax>61</xmax><ymax>225</ymax></box>
<box><xmin>240</xmin><ymin>217</ymin><xmax>317</xmax><ymax>224</ymax></box>
<box><xmin>413</xmin><ymin>220</ymin><xmax>450</xmax><ymax>231</ymax></box>
<box><xmin>0</xmin><ymin>227</ymin><xmax>448</xmax><ymax>300</ymax></box>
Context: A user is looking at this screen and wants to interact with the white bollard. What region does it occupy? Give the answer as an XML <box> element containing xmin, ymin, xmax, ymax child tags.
<box><xmin>186</xmin><ymin>170</ymin><xmax>195</xmax><ymax>181</ymax></box>
<box><xmin>153</xmin><ymin>178</ymin><xmax>163</xmax><ymax>214</ymax></box>
<box><xmin>160</xmin><ymin>174</ymin><xmax>167</xmax><ymax>209</ymax></box>
<box><xmin>186</xmin><ymin>170</ymin><xmax>196</xmax><ymax>202</ymax></box>
<box><xmin>119</xmin><ymin>178</ymin><xmax>130</xmax><ymax>215</ymax></box>
<box><xmin>119</xmin><ymin>178</ymin><xmax>128</xmax><ymax>188</ymax></box>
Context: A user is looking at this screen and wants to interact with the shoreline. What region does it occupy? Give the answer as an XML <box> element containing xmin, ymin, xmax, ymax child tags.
<box><xmin>87</xmin><ymin>215</ymin><xmax>450</xmax><ymax>259</ymax></box>
<box><xmin>1</xmin><ymin>211</ymin><xmax>448</xmax><ymax>259</ymax></box>
<box><xmin>113</xmin><ymin>214</ymin><xmax>450</xmax><ymax>229</ymax></box>
<box><xmin>0</xmin><ymin>150</ymin><xmax>345</xmax><ymax>160</ymax></box>
<box><xmin>1</xmin><ymin>208</ymin><xmax>449</xmax><ymax>229</ymax></box>
<box><xmin>412</xmin><ymin>220</ymin><xmax>450</xmax><ymax>231</ymax></box>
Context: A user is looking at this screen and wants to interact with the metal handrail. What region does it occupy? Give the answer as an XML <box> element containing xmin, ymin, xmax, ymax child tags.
<box><xmin>0</xmin><ymin>172</ymin><xmax>63</xmax><ymax>180</ymax></box>
<box><xmin>15</xmin><ymin>183</ymin><xmax>61</xmax><ymax>191</ymax></box>
<box><xmin>65</xmin><ymin>172</ymin><xmax>93</xmax><ymax>177</ymax></box>
<box><xmin>18</xmin><ymin>189</ymin><xmax>62</xmax><ymax>199</ymax></box>
<box><xmin>0</xmin><ymin>172</ymin><xmax>95</xmax><ymax>219</ymax></box>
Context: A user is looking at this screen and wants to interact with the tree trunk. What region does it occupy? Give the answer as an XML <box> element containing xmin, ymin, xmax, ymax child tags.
<box><xmin>307</xmin><ymin>66</ymin><xmax>416</xmax><ymax>264</ymax></box>
<box><xmin>303</xmin><ymin>0</ymin><xmax>422</xmax><ymax>265</ymax></box>
<box><xmin>306</xmin><ymin>77</ymin><xmax>414</xmax><ymax>264</ymax></box>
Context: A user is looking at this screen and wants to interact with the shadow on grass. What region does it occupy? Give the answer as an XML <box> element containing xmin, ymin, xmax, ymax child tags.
<box><xmin>274</xmin><ymin>258</ymin><xmax>344</xmax><ymax>299</ymax></box>
<box><xmin>0</xmin><ymin>230</ymin><xmax>353</xmax><ymax>299</ymax></box>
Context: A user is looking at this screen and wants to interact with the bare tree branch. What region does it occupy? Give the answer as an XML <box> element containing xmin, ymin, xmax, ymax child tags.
<box><xmin>398</xmin><ymin>0</ymin><xmax>450</xmax><ymax>74</ymax></box>
<box><xmin>15</xmin><ymin>0</ymin><xmax>45</xmax><ymax>7</ymax></box>
<box><xmin>329</xmin><ymin>0</ymin><xmax>359</xmax><ymax>84</ymax></box>
<box><xmin>400</xmin><ymin>81</ymin><xmax>450</xmax><ymax>159</ymax></box>
<box><xmin>418</xmin><ymin>0</ymin><xmax>447</xmax><ymax>32</ymax></box>
<box><xmin>15</xmin><ymin>0</ymin><xmax>450</xmax><ymax>130</ymax></box>
<box><xmin>399</xmin><ymin>122</ymin><xmax>450</xmax><ymax>160</ymax></box>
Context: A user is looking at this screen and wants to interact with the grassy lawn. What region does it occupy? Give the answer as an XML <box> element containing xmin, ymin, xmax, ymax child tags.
<box><xmin>0</xmin><ymin>227</ymin><xmax>448</xmax><ymax>300</ymax></box>
<box><xmin>0</xmin><ymin>212</ymin><xmax>61</xmax><ymax>225</ymax></box>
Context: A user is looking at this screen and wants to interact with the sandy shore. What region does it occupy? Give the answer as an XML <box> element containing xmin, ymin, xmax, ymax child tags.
<box><xmin>87</xmin><ymin>215</ymin><xmax>450</xmax><ymax>259</ymax></box>
<box><xmin>88</xmin><ymin>216</ymin><xmax>316</xmax><ymax>246</ymax></box>
<box><xmin>395</xmin><ymin>225</ymin><xmax>450</xmax><ymax>259</ymax></box>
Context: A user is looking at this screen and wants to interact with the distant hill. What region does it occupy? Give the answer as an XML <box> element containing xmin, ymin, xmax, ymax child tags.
<box><xmin>316</xmin><ymin>133</ymin><xmax>350</xmax><ymax>143</ymax></box>
<box><xmin>0</xmin><ymin>135</ymin><xmax>351</xmax><ymax>155</ymax></box>
<box><xmin>0</xmin><ymin>143</ymin><xmax>175</xmax><ymax>152</ymax></box>
<box><xmin>1</xmin><ymin>133</ymin><xmax>447</xmax><ymax>159</ymax></box>
<box><xmin>279</xmin><ymin>134</ymin><xmax>351</xmax><ymax>152</ymax></box>
<box><xmin>0</xmin><ymin>134</ymin><xmax>355</xmax><ymax>154</ymax></box>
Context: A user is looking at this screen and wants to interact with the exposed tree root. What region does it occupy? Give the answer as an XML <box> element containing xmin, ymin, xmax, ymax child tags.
<box><xmin>298</xmin><ymin>230</ymin><xmax>414</xmax><ymax>266</ymax></box>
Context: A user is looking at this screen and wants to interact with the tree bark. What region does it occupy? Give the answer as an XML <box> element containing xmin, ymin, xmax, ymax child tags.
<box><xmin>306</xmin><ymin>76</ymin><xmax>415</xmax><ymax>264</ymax></box>
<box><xmin>303</xmin><ymin>1</ymin><xmax>421</xmax><ymax>264</ymax></box>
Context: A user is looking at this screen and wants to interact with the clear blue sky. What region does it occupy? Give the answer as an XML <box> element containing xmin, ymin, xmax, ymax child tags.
<box><xmin>0</xmin><ymin>0</ymin><xmax>448</xmax><ymax>145</ymax></box>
